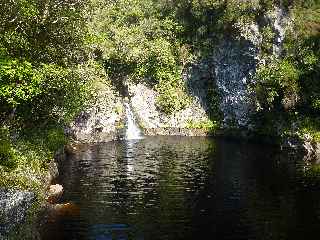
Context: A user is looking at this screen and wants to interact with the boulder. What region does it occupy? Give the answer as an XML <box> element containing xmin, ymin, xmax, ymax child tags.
<box><xmin>0</xmin><ymin>189</ymin><xmax>35</xmax><ymax>236</ymax></box>
<box><xmin>47</xmin><ymin>184</ymin><xmax>63</xmax><ymax>204</ymax></box>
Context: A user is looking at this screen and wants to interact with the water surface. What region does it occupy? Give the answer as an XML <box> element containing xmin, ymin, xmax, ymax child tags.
<box><xmin>42</xmin><ymin>136</ymin><xmax>320</xmax><ymax>240</ymax></box>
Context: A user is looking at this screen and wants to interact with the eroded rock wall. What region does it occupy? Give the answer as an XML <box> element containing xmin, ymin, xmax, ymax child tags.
<box><xmin>212</xmin><ymin>39</ymin><xmax>258</xmax><ymax>128</ymax></box>
<box><xmin>128</xmin><ymin>83</ymin><xmax>210</xmax><ymax>134</ymax></box>
<box><xmin>68</xmin><ymin>83</ymin><xmax>124</xmax><ymax>143</ymax></box>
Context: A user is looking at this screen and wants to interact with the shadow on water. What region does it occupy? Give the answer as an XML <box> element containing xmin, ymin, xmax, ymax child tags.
<box><xmin>41</xmin><ymin>136</ymin><xmax>320</xmax><ymax>240</ymax></box>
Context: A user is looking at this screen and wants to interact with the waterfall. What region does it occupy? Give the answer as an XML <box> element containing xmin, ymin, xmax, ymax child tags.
<box><xmin>124</xmin><ymin>102</ymin><xmax>143</xmax><ymax>140</ymax></box>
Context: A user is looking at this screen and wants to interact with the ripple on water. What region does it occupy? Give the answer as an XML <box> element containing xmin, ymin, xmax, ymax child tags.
<box><xmin>42</xmin><ymin>136</ymin><xmax>320</xmax><ymax>240</ymax></box>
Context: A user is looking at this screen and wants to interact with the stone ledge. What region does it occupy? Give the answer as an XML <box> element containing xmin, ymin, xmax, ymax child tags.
<box><xmin>143</xmin><ymin>127</ymin><xmax>213</xmax><ymax>137</ymax></box>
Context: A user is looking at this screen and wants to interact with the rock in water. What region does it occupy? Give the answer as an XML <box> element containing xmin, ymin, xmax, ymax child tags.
<box><xmin>47</xmin><ymin>184</ymin><xmax>63</xmax><ymax>204</ymax></box>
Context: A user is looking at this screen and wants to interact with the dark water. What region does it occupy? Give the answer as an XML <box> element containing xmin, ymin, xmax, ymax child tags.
<box><xmin>42</xmin><ymin>136</ymin><xmax>320</xmax><ymax>240</ymax></box>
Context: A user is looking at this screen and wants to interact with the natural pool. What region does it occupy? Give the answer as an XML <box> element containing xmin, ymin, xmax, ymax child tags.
<box><xmin>42</xmin><ymin>136</ymin><xmax>320</xmax><ymax>240</ymax></box>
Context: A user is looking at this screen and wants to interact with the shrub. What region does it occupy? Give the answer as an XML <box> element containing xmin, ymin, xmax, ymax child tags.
<box><xmin>185</xmin><ymin>119</ymin><xmax>219</xmax><ymax>132</ymax></box>
<box><xmin>255</xmin><ymin>59</ymin><xmax>300</xmax><ymax>110</ymax></box>
<box><xmin>0</xmin><ymin>128</ymin><xmax>17</xmax><ymax>170</ymax></box>
<box><xmin>155</xmin><ymin>69</ymin><xmax>191</xmax><ymax>114</ymax></box>
<box><xmin>297</xmin><ymin>117</ymin><xmax>320</xmax><ymax>142</ymax></box>
<box><xmin>0</xmin><ymin>57</ymin><xmax>42</xmax><ymax>110</ymax></box>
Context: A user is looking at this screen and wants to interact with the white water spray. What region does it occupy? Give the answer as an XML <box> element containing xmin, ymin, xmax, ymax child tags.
<box><xmin>124</xmin><ymin>102</ymin><xmax>143</xmax><ymax>140</ymax></box>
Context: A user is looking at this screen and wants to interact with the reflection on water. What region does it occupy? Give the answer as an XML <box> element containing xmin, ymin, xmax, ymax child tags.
<box><xmin>42</xmin><ymin>136</ymin><xmax>320</xmax><ymax>240</ymax></box>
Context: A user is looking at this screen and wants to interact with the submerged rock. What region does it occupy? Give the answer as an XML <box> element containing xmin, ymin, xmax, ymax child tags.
<box><xmin>51</xmin><ymin>202</ymin><xmax>80</xmax><ymax>217</ymax></box>
<box><xmin>0</xmin><ymin>189</ymin><xmax>35</xmax><ymax>236</ymax></box>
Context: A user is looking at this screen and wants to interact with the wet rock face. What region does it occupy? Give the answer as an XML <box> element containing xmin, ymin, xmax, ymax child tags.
<box><xmin>304</xmin><ymin>141</ymin><xmax>320</xmax><ymax>163</ymax></box>
<box><xmin>281</xmin><ymin>135</ymin><xmax>320</xmax><ymax>163</ymax></box>
<box><xmin>207</xmin><ymin>7</ymin><xmax>290</xmax><ymax>129</ymax></box>
<box><xmin>268</xmin><ymin>7</ymin><xmax>290</xmax><ymax>56</ymax></box>
<box><xmin>68</xmin><ymin>85</ymin><xmax>123</xmax><ymax>143</ymax></box>
<box><xmin>0</xmin><ymin>189</ymin><xmax>35</xmax><ymax>236</ymax></box>
<box><xmin>183</xmin><ymin>61</ymin><xmax>215</xmax><ymax>113</ymax></box>
<box><xmin>212</xmin><ymin>39</ymin><xmax>258</xmax><ymax>128</ymax></box>
<box><xmin>315</xmin><ymin>143</ymin><xmax>320</xmax><ymax>164</ymax></box>
<box><xmin>166</xmin><ymin>37</ymin><xmax>259</xmax><ymax>130</ymax></box>
<box><xmin>127</xmin><ymin>36</ymin><xmax>260</xmax><ymax>132</ymax></box>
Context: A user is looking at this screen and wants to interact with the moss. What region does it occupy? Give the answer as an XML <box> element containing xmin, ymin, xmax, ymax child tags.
<box><xmin>137</xmin><ymin>120</ymin><xmax>146</xmax><ymax>130</ymax></box>
<box><xmin>297</xmin><ymin>117</ymin><xmax>320</xmax><ymax>142</ymax></box>
<box><xmin>115</xmin><ymin>121</ymin><xmax>125</xmax><ymax>130</ymax></box>
<box><xmin>185</xmin><ymin>119</ymin><xmax>219</xmax><ymax>132</ymax></box>
<box><xmin>113</xmin><ymin>103</ymin><xmax>123</xmax><ymax>115</ymax></box>
<box><xmin>155</xmin><ymin>87</ymin><xmax>191</xmax><ymax>115</ymax></box>
<box><xmin>207</xmin><ymin>86</ymin><xmax>223</xmax><ymax>121</ymax></box>
<box><xmin>0</xmin><ymin>128</ymin><xmax>18</xmax><ymax>170</ymax></box>
<box><xmin>260</xmin><ymin>25</ymin><xmax>276</xmax><ymax>54</ymax></box>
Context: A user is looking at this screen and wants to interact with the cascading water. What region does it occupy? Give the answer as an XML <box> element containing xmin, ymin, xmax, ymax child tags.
<box><xmin>124</xmin><ymin>102</ymin><xmax>143</xmax><ymax>140</ymax></box>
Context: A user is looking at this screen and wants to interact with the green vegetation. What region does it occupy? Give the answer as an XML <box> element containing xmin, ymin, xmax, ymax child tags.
<box><xmin>155</xmin><ymin>71</ymin><xmax>191</xmax><ymax>114</ymax></box>
<box><xmin>255</xmin><ymin>59</ymin><xmax>300</xmax><ymax>110</ymax></box>
<box><xmin>87</xmin><ymin>0</ymin><xmax>191</xmax><ymax>114</ymax></box>
<box><xmin>0</xmin><ymin>128</ymin><xmax>18</xmax><ymax>170</ymax></box>
<box><xmin>1</xmin><ymin>0</ymin><xmax>319</xmax><ymax>238</ymax></box>
<box><xmin>253</xmin><ymin>1</ymin><xmax>320</xmax><ymax>141</ymax></box>
<box><xmin>185</xmin><ymin>119</ymin><xmax>219</xmax><ymax>132</ymax></box>
<box><xmin>0</xmin><ymin>0</ymin><xmax>92</xmax><ymax>125</ymax></box>
<box><xmin>87</xmin><ymin>0</ymin><xmax>280</xmax><ymax>115</ymax></box>
<box><xmin>297</xmin><ymin>117</ymin><xmax>320</xmax><ymax>142</ymax></box>
<box><xmin>0</xmin><ymin>0</ymin><xmax>319</xmax><ymax>195</ymax></box>
<box><xmin>0</xmin><ymin>0</ymin><xmax>94</xmax><ymax>193</ymax></box>
<box><xmin>0</xmin><ymin>125</ymin><xmax>66</xmax><ymax>192</ymax></box>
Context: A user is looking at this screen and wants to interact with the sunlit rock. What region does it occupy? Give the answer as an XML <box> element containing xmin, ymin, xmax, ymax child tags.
<box><xmin>47</xmin><ymin>184</ymin><xmax>63</xmax><ymax>204</ymax></box>
<box><xmin>0</xmin><ymin>189</ymin><xmax>35</xmax><ymax>236</ymax></box>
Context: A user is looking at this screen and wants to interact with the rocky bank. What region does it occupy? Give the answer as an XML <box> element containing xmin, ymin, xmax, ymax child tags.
<box><xmin>0</xmin><ymin>189</ymin><xmax>35</xmax><ymax>238</ymax></box>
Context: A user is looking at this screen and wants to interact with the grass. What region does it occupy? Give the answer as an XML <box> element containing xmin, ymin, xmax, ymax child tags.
<box><xmin>297</xmin><ymin>117</ymin><xmax>320</xmax><ymax>142</ymax></box>
<box><xmin>0</xmin><ymin>125</ymin><xmax>67</xmax><ymax>239</ymax></box>
<box><xmin>0</xmin><ymin>125</ymin><xmax>66</xmax><ymax>195</ymax></box>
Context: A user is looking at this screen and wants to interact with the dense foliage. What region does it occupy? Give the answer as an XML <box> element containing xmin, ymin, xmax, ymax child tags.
<box><xmin>0</xmin><ymin>0</ymin><xmax>93</xmax><ymax>189</ymax></box>
<box><xmin>86</xmin><ymin>0</ymin><xmax>270</xmax><ymax>114</ymax></box>
<box><xmin>0</xmin><ymin>0</ymin><xmax>319</xmax><ymax>190</ymax></box>
<box><xmin>0</xmin><ymin>0</ymin><xmax>91</xmax><ymax>126</ymax></box>
<box><xmin>254</xmin><ymin>1</ymin><xmax>320</xmax><ymax>139</ymax></box>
